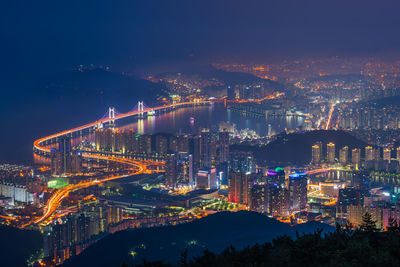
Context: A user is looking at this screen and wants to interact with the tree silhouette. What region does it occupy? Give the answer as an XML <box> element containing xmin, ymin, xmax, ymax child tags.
<box><xmin>360</xmin><ymin>212</ymin><xmax>378</xmax><ymax>232</ymax></box>
<box><xmin>388</xmin><ymin>217</ymin><xmax>399</xmax><ymax>232</ymax></box>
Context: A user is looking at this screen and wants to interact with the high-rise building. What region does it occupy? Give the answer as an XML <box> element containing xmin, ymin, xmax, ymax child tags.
<box><xmin>250</xmin><ymin>183</ymin><xmax>268</xmax><ymax>213</ymax></box>
<box><xmin>397</xmin><ymin>147</ymin><xmax>400</xmax><ymax>162</ymax></box>
<box><xmin>373</xmin><ymin>148</ymin><xmax>381</xmax><ymax>161</ymax></box>
<box><xmin>383</xmin><ymin>148</ymin><xmax>391</xmax><ymax>163</ymax></box>
<box><xmin>267</xmin><ymin>167</ymin><xmax>285</xmax><ymax>188</ymax></box>
<box><xmin>327</xmin><ymin>142</ymin><xmax>335</xmax><ymax>163</ymax></box>
<box><xmin>312</xmin><ymin>144</ymin><xmax>321</xmax><ymax>164</ymax></box>
<box><xmin>165</xmin><ymin>154</ymin><xmax>177</xmax><ymax>188</ymax></box>
<box><xmin>176</xmin><ymin>152</ymin><xmax>193</xmax><ymax>186</ymax></box>
<box><xmin>288</xmin><ymin>172</ymin><xmax>308</xmax><ymax>212</ymax></box>
<box><xmin>339</xmin><ymin>146</ymin><xmax>349</xmax><ymax>165</ymax></box>
<box><xmin>365</xmin><ymin>146</ymin><xmax>374</xmax><ymax>161</ymax></box>
<box><xmin>228</xmin><ymin>171</ymin><xmax>251</xmax><ymax>205</ymax></box>
<box><xmin>352</xmin><ymin>148</ymin><xmax>361</xmax><ymax>168</ymax></box>
<box><xmin>219</xmin><ymin>130</ymin><xmax>230</xmax><ymax>163</ymax></box>
<box><xmin>51</xmin><ymin>135</ymin><xmax>75</xmax><ymax>175</ymax></box>
<box><xmin>177</xmin><ymin>135</ymin><xmax>190</xmax><ymax>153</ymax></box>
<box><xmin>336</xmin><ymin>187</ymin><xmax>363</xmax><ymax>220</ymax></box>
<box><xmin>155</xmin><ymin>135</ymin><xmax>168</xmax><ymax>155</ymax></box>
<box><xmin>139</xmin><ymin>135</ymin><xmax>152</xmax><ymax>154</ymax></box>
<box><xmin>230</xmin><ymin>151</ymin><xmax>255</xmax><ymax>173</ymax></box>
<box><xmin>200</xmin><ymin>129</ymin><xmax>211</xmax><ymax>168</ymax></box>
<box><xmin>269</xmin><ymin>185</ymin><xmax>290</xmax><ymax>217</ymax></box>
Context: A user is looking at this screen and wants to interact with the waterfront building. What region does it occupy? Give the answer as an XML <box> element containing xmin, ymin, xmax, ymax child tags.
<box><xmin>339</xmin><ymin>146</ymin><xmax>349</xmax><ymax>165</ymax></box>
<box><xmin>327</xmin><ymin>142</ymin><xmax>335</xmax><ymax>163</ymax></box>
<box><xmin>384</xmin><ymin>148</ymin><xmax>391</xmax><ymax>163</ymax></box>
<box><xmin>352</xmin><ymin>148</ymin><xmax>361</xmax><ymax>168</ymax></box>
<box><xmin>312</xmin><ymin>143</ymin><xmax>321</xmax><ymax>164</ymax></box>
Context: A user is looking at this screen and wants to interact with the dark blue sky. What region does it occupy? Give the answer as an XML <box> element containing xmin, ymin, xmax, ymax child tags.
<box><xmin>2</xmin><ymin>0</ymin><xmax>400</xmax><ymax>79</ymax></box>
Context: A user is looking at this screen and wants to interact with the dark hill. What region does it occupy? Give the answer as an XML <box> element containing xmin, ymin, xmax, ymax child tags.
<box><xmin>157</xmin><ymin>64</ymin><xmax>284</xmax><ymax>89</ymax></box>
<box><xmin>232</xmin><ymin>130</ymin><xmax>367</xmax><ymax>166</ymax></box>
<box><xmin>38</xmin><ymin>69</ymin><xmax>168</xmax><ymax>111</ymax></box>
<box><xmin>0</xmin><ymin>226</ymin><xmax>42</xmax><ymax>267</ymax></box>
<box><xmin>62</xmin><ymin>211</ymin><xmax>333</xmax><ymax>267</ymax></box>
<box><xmin>359</xmin><ymin>95</ymin><xmax>400</xmax><ymax>108</ymax></box>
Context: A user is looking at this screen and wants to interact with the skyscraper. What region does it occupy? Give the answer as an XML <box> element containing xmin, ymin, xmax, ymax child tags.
<box><xmin>336</xmin><ymin>187</ymin><xmax>363</xmax><ymax>220</ymax></box>
<box><xmin>365</xmin><ymin>146</ymin><xmax>374</xmax><ymax>161</ymax></box>
<box><xmin>288</xmin><ymin>172</ymin><xmax>308</xmax><ymax>212</ymax></box>
<box><xmin>397</xmin><ymin>147</ymin><xmax>400</xmax><ymax>162</ymax></box>
<box><xmin>327</xmin><ymin>142</ymin><xmax>335</xmax><ymax>163</ymax></box>
<box><xmin>267</xmin><ymin>167</ymin><xmax>285</xmax><ymax>188</ymax></box>
<box><xmin>352</xmin><ymin>148</ymin><xmax>361</xmax><ymax>168</ymax></box>
<box><xmin>219</xmin><ymin>130</ymin><xmax>230</xmax><ymax>163</ymax></box>
<box><xmin>155</xmin><ymin>135</ymin><xmax>168</xmax><ymax>155</ymax></box>
<box><xmin>230</xmin><ymin>151</ymin><xmax>255</xmax><ymax>173</ymax></box>
<box><xmin>269</xmin><ymin>185</ymin><xmax>290</xmax><ymax>217</ymax></box>
<box><xmin>250</xmin><ymin>183</ymin><xmax>268</xmax><ymax>213</ymax></box>
<box><xmin>51</xmin><ymin>135</ymin><xmax>73</xmax><ymax>175</ymax></box>
<box><xmin>339</xmin><ymin>146</ymin><xmax>349</xmax><ymax>165</ymax></box>
<box><xmin>312</xmin><ymin>144</ymin><xmax>321</xmax><ymax>164</ymax></box>
<box><xmin>200</xmin><ymin>128</ymin><xmax>211</xmax><ymax>168</ymax></box>
<box><xmin>383</xmin><ymin>148</ymin><xmax>391</xmax><ymax>162</ymax></box>
<box><xmin>373</xmin><ymin>148</ymin><xmax>381</xmax><ymax>161</ymax></box>
<box><xmin>176</xmin><ymin>152</ymin><xmax>193</xmax><ymax>186</ymax></box>
<box><xmin>228</xmin><ymin>171</ymin><xmax>251</xmax><ymax>205</ymax></box>
<box><xmin>165</xmin><ymin>154</ymin><xmax>177</xmax><ymax>188</ymax></box>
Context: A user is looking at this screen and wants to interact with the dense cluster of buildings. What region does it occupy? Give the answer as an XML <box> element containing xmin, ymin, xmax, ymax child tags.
<box><xmin>94</xmin><ymin>127</ymin><xmax>235</xmax><ymax>189</ymax></box>
<box><xmin>228</xmin><ymin>169</ymin><xmax>307</xmax><ymax>218</ymax></box>
<box><xmin>43</xmin><ymin>201</ymin><xmax>123</xmax><ymax>264</ymax></box>
<box><xmin>335</xmin><ymin>186</ymin><xmax>400</xmax><ymax>230</ymax></box>
<box><xmin>311</xmin><ymin>142</ymin><xmax>400</xmax><ymax>172</ymax></box>
<box><xmin>338</xmin><ymin>104</ymin><xmax>400</xmax><ymax>130</ymax></box>
<box><xmin>50</xmin><ymin>136</ymin><xmax>82</xmax><ymax>175</ymax></box>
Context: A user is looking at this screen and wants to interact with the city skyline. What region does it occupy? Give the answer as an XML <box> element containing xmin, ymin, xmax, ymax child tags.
<box><xmin>4</xmin><ymin>1</ymin><xmax>400</xmax><ymax>266</ymax></box>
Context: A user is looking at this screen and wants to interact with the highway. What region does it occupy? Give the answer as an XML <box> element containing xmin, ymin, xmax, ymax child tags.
<box><xmin>33</xmin><ymin>100</ymin><xmax>216</xmax><ymax>154</ymax></box>
<box><xmin>23</xmin><ymin>156</ymin><xmax>150</xmax><ymax>227</ymax></box>
<box><xmin>28</xmin><ymin>96</ymin><xmax>284</xmax><ymax>227</ymax></box>
<box><xmin>325</xmin><ymin>102</ymin><xmax>336</xmax><ymax>130</ymax></box>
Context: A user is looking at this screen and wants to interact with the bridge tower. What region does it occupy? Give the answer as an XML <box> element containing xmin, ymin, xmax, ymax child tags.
<box><xmin>109</xmin><ymin>107</ymin><xmax>116</xmax><ymax>124</ymax></box>
<box><xmin>138</xmin><ymin>101</ymin><xmax>144</xmax><ymax>117</ymax></box>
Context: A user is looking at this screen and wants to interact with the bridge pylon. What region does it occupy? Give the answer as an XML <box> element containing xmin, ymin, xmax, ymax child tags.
<box><xmin>108</xmin><ymin>107</ymin><xmax>116</xmax><ymax>124</ymax></box>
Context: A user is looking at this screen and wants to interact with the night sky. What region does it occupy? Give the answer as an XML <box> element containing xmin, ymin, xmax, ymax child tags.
<box><xmin>1</xmin><ymin>0</ymin><xmax>400</xmax><ymax>162</ymax></box>
<box><xmin>2</xmin><ymin>0</ymin><xmax>400</xmax><ymax>77</ymax></box>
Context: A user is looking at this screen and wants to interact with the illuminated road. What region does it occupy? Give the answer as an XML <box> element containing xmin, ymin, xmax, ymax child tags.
<box><xmin>29</xmin><ymin>97</ymin><xmax>283</xmax><ymax>227</ymax></box>
<box><xmin>23</xmin><ymin>156</ymin><xmax>151</xmax><ymax>227</ymax></box>
<box><xmin>325</xmin><ymin>102</ymin><xmax>336</xmax><ymax>130</ymax></box>
<box><xmin>33</xmin><ymin>100</ymin><xmax>216</xmax><ymax>154</ymax></box>
<box><xmin>306</xmin><ymin>168</ymin><xmax>332</xmax><ymax>175</ymax></box>
<box><xmin>33</xmin><ymin>97</ymin><xmax>284</xmax><ymax>154</ymax></box>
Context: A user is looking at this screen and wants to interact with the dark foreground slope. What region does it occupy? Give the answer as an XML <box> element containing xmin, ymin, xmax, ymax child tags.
<box><xmin>63</xmin><ymin>211</ymin><xmax>333</xmax><ymax>267</ymax></box>
<box><xmin>0</xmin><ymin>226</ymin><xmax>42</xmax><ymax>267</ymax></box>
<box><xmin>141</xmin><ymin>228</ymin><xmax>400</xmax><ymax>267</ymax></box>
<box><xmin>232</xmin><ymin>130</ymin><xmax>367</xmax><ymax>166</ymax></box>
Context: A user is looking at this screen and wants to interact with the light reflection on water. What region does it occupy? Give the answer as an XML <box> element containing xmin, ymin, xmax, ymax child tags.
<box><xmin>35</xmin><ymin>103</ymin><xmax>304</xmax><ymax>164</ymax></box>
